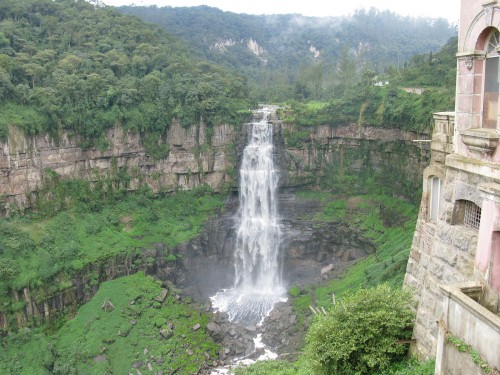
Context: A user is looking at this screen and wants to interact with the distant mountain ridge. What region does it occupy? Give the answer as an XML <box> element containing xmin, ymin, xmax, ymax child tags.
<box><xmin>120</xmin><ymin>5</ymin><xmax>457</xmax><ymax>101</ymax></box>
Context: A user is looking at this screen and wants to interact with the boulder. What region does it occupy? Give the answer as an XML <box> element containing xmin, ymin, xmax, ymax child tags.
<box><xmin>160</xmin><ymin>328</ymin><xmax>173</xmax><ymax>339</ymax></box>
<box><xmin>101</xmin><ymin>299</ymin><xmax>115</xmax><ymax>312</ymax></box>
<box><xmin>154</xmin><ymin>289</ymin><xmax>168</xmax><ymax>303</ymax></box>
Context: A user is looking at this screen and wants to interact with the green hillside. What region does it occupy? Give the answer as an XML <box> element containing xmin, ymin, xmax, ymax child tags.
<box><xmin>120</xmin><ymin>5</ymin><xmax>456</xmax><ymax>102</ymax></box>
<box><xmin>0</xmin><ymin>0</ymin><xmax>251</xmax><ymax>145</ymax></box>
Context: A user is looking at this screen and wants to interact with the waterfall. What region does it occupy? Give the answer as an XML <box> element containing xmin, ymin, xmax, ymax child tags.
<box><xmin>211</xmin><ymin>107</ymin><xmax>286</xmax><ymax>325</ymax></box>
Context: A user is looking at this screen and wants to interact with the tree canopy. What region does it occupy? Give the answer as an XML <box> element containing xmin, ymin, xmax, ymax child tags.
<box><xmin>121</xmin><ymin>5</ymin><xmax>456</xmax><ymax>102</ymax></box>
<box><xmin>0</xmin><ymin>0</ymin><xmax>251</xmax><ymax>145</ymax></box>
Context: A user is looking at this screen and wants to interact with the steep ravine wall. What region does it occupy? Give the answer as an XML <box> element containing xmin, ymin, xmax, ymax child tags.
<box><xmin>0</xmin><ymin>121</ymin><xmax>235</xmax><ymax>214</ymax></box>
<box><xmin>276</xmin><ymin>122</ymin><xmax>430</xmax><ymax>203</ymax></box>
<box><xmin>1</xmin><ymin>119</ymin><xmax>429</xmax><ymax>212</ymax></box>
<box><xmin>0</xmin><ymin>119</ymin><xmax>430</xmax><ymax>330</ymax></box>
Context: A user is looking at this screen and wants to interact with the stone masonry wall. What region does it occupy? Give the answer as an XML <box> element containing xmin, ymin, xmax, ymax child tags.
<box><xmin>403</xmin><ymin>113</ymin><xmax>498</xmax><ymax>360</ymax></box>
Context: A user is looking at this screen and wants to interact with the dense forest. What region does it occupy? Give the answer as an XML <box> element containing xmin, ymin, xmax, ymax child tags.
<box><xmin>120</xmin><ymin>5</ymin><xmax>456</xmax><ymax>102</ymax></box>
<box><xmin>0</xmin><ymin>0</ymin><xmax>251</xmax><ymax>149</ymax></box>
<box><xmin>282</xmin><ymin>36</ymin><xmax>458</xmax><ymax>133</ymax></box>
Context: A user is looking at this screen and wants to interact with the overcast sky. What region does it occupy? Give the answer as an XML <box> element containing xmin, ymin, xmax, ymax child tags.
<box><xmin>101</xmin><ymin>0</ymin><xmax>460</xmax><ymax>23</ymax></box>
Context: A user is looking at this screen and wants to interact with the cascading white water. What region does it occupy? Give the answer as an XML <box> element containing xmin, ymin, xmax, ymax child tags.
<box><xmin>211</xmin><ymin>107</ymin><xmax>286</xmax><ymax>325</ymax></box>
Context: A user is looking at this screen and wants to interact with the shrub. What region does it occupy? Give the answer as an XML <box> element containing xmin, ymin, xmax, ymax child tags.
<box><xmin>288</xmin><ymin>285</ymin><xmax>301</xmax><ymax>297</ymax></box>
<box><xmin>304</xmin><ymin>284</ymin><xmax>414</xmax><ymax>374</ymax></box>
<box><xmin>234</xmin><ymin>360</ymin><xmax>300</xmax><ymax>375</ymax></box>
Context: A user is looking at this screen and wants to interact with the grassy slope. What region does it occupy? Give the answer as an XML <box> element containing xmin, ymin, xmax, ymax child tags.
<box><xmin>0</xmin><ymin>187</ymin><xmax>224</xmax><ymax>307</ymax></box>
<box><xmin>288</xmin><ymin>190</ymin><xmax>418</xmax><ymax>315</ymax></box>
<box><xmin>1</xmin><ymin>272</ymin><xmax>219</xmax><ymax>374</ymax></box>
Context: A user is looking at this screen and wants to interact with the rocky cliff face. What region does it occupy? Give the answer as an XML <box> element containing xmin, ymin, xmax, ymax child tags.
<box><xmin>276</xmin><ymin>122</ymin><xmax>430</xmax><ymax>203</ymax></box>
<box><xmin>0</xmin><ymin>116</ymin><xmax>429</xmax><ymax>213</ymax></box>
<box><xmin>0</xmin><ymin>121</ymin><xmax>235</xmax><ymax>213</ymax></box>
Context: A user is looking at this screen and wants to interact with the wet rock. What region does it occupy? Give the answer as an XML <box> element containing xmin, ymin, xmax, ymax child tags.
<box><xmin>245</xmin><ymin>325</ymin><xmax>257</xmax><ymax>332</ymax></box>
<box><xmin>245</xmin><ymin>341</ymin><xmax>255</xmax><ymax>356</ymax></box>
<box><xmin>206</xmin><ymin>321</ymin><xmax>222</xmax><ymax>341</ymax></box>
<box><xmin>219</xmin><ymin>350</ymin><xmax>226</xmax><ymax>360</ymax></box>
<box><xmin>321</xmin><ymin>264</ymin><xmax>334</xmax><ymax>274</ymax></box>
<box><xmin>207</xmin><ymin>321</ymin><xmax>221</xmax><ymax>334</ymax></box>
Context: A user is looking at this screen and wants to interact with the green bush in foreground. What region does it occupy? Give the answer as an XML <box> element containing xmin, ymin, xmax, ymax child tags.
<box><xmin>304</xmin><ymin>284</ymin><xmax>414</xmax><ymax>375</ymax></box>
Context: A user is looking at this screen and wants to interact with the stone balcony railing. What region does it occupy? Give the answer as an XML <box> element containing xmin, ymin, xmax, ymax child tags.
<box><xmin>435</xmin><ymin>282</ymin><xmax>500</xmax><ymax>375</ymax></box>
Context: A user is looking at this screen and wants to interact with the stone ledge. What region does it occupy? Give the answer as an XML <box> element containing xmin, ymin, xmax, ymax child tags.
<box><xmin>445</xmin><ymin>153</ymin><xmax>500</xmax><ymax>181</ymax></box>
<box><xmin>456</xmin><ymin>50</ymin><xmax>486</xmax><ymax>59</ymax></box>
<box><xmin>440</xmin><ymin>281</ymin><xmax>500</xmax><ymax>331</ymax></box>
<box><xmin>479</xmin><ymin>182</ymin><xmax>500</xmax><ymax>203</ymax></box>
<box><xmin>460</xmin><ymin>128</ymin><xmax>499</xmax><ymax>156</ymax></box>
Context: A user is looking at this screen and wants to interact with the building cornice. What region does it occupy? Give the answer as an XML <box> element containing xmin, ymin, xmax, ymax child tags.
<box><xmin>445</xmin><ymin>153</ymin><xmax>500</xmax><ymax>181</ymax></box>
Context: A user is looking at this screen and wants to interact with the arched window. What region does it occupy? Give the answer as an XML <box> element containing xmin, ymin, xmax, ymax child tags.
<box><xmin>429</xmin><ymin>176</ymin><xmax>441</xmax><ymax>222</ymax></box>
<box><xmin>452</xmin><ymin>200</ymin><xmax>482</xmax><ymax>230</ymax></box>
<box><xmin>483</xmin><ymin>29</ymin><xmax>500</xmax><ymax>129</ymax></box>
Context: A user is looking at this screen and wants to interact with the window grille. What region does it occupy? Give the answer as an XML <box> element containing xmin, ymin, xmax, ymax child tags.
<box><xmin>464</xmin><ymin>200</ymin><xmax>481</xmax><ymax>229</ymax></box>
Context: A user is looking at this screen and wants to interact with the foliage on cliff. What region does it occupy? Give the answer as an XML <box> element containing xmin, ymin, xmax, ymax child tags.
<box><xmin>281</xmin><ymin>36</ymin><xmax>457</xmax><ymax>132</ymax></box>
<box><xmin>0</xmin><ymin>272</ymin><xmax>219</xmax><ymax>374</ymax></box>
<box><xmin>120</xmin><ymin>6</ymin><xmax>456</xmax><ymax>102</ymax></box>
<box><xmin>0</xmin><ymin>0</ymin><xmax>251</xmax><ymax>144</ymax></box>
<box><xmin>295</xmin><ymin>191</ymin><xmax>417</xmax><ymax>295</ymax></box>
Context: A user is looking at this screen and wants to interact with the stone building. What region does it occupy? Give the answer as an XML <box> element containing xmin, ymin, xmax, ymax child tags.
<box><xmin>404</xmin><ymin>1</ymin><xmax>500</xmax><ymax>374</ymax></box>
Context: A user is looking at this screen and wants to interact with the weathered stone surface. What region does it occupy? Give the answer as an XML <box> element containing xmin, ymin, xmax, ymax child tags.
<box><xmin>154</xmin><ymin>289</ymin><xmax>168</xmax><ymax>303</ymax></box>
<box><xmin>159</xmin><ymin>328</ymin><xmax>173</xmax><ymax>339</ymax></box>
<box><xmin>0</xmin><ymin>123</ymin><xmax>236</xmax><ymax>213</ymax></box>
<box><xmin>206</xmin><ymin>321</ymin><xmax>221</xmax><ymax>335</ymax></box>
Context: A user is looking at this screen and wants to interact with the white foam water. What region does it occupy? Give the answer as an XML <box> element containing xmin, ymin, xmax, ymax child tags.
<box><xmin>211</xmin><ymin>107</ymin><xmax>286</xmax><ymax>325</ymax></box>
